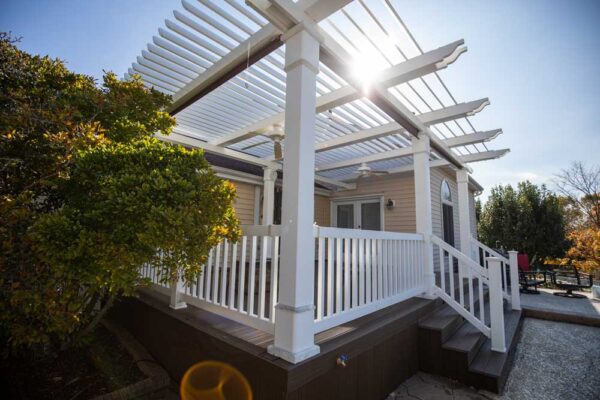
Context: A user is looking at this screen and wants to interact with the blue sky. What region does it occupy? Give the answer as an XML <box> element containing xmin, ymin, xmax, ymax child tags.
<box><xmin>3</xmin><ymin>0</ymin><xmax>599</xmax><ymax>200</ymax></box>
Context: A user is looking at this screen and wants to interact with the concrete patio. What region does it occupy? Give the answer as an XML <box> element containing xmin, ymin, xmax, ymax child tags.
<box><xmin>521</xmin><ymin>287</ymin><xmax>600</xmax><ymax>326</ymax></box>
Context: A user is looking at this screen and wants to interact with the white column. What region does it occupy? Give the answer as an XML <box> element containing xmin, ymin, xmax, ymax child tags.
<box><xmin>456</xmin><ymin>169</ymin><xmax>472</xmax><ymax>258</ymax></box>
<box><xmin>456</xmin><ymin>169</ymin><xmax>472</xmax><ymax>287</ymax></box>
<box><xmin>488</xmin><ymin>257</ymin><xmax>506</xmax><ymax>353</ymax></box>
<box><xmin>508</xmin><ymin>250</ymin><xmax>521</xmax><ymax>310</ymax></box>
<box><xmin>262</xmin><ymin>167</ymin><xmax>276</xmax><ymax>226</ymax></box>
<box><xmin>267</xmin><ymin>24</ymin><xmax>321</xmax><ymax>364</ymax></box>
<box><xmin>413</xmin><ymin>134</ymin><xmax>435</xmax><ymax>297</ymax></box>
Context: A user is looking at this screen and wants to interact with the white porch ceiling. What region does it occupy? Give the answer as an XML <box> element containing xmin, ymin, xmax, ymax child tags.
<box><xmin>127</xmin><ymin>0</ymin><xmax>508</xmax><ymax>186</ymax></box>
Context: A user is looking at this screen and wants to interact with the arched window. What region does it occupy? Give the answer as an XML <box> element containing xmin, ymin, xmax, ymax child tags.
<box><xmin>441</xmin><ymin>180</ymin><xmax>454</xmax><ymax>246</ymax></box>
<box><xmin>441</xmin><ymin>180</ymin><xmax>452</xmax><ymax>205</ymax></box>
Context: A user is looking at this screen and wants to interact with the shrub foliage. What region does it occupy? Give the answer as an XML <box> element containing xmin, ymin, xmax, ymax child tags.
<box><xmin>0</xmin><ymin>34</ymin><xmax>239</xmax><ymax>353</ymax></box>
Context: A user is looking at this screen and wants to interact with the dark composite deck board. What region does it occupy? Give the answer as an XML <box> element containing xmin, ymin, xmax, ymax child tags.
<box><xmin>110</xmin><ymin>288</ymin><xmax>436</xmax><ymax>400</ymax></box>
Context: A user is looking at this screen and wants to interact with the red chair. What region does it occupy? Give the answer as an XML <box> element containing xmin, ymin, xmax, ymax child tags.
<box><xmin>518</xmin><ymin>253</ymin><xmax>530</xmax><ymax>272</ymax></box>
<box><xmin>518</xmin><ymin>253</ymin><xmax>547</xmax><ymax>294</ymax></box>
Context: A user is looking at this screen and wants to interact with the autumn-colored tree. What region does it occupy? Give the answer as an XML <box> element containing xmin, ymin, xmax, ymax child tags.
<box><xmin>563</xmin><ymin>228</ymin><xmax>600</xmax><ymax>279</ymax></box>
<box><xmin>553</xmin><ymin>162</ymin><xmax>600</xmax><ymax>277</ymax></box>
<box><xmin>0</xmin><ymin>34</ymin><xmax>239</xmax><ymax>354</ymax></box>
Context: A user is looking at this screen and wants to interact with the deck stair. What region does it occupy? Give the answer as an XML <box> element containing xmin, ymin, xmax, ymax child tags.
<box><xmin>418</xmin><ymin>285</ymin><xmax>522</xmax><ymax>393</ymax></box>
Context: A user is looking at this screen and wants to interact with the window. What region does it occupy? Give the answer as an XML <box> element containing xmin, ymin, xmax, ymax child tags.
<box><xmin>441</xmin><ymin>180</ymin><xmax>454</xmax><ymax>246</ymax></box>
<box><xmin>441</xmin><ymin>180</ymin><xmax>452</xmax><ymax>205</ymax></box>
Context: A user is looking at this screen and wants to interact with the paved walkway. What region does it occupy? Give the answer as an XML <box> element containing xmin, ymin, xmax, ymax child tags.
<box><xmin>521</xmin><ymin>287</ymin><xmax>600</xmax><ymax>320</ymax></box>
<box><xmin>387</xmin><ymin>318</ymin><xmax>600</xmax><ymax>400</ymax></box>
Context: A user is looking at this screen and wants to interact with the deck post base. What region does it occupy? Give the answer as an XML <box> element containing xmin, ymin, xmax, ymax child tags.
<box><xmin>267</xmin><ymin>343</ymin><xmax>320</xmax><ymax>364</ymax></box>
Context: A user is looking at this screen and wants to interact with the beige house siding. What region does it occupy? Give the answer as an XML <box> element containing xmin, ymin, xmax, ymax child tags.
<box><xmin>314</xmin><ymin>194</ymin><xmax>331</xmax><ymax>226</ymax></box>
<box><xmin>329</xmin><ymin>173</ymin><xmax>416</xmax><ymax>233</ymax></box>
<box><xmin>231</xmin><ymin>181</ymin><xmax>257</xmax><ymax>225</ymax></box>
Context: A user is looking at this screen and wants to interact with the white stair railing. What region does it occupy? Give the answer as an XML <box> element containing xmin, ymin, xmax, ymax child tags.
<box><xmin>431</xmin><ymin>235</ymin><xmax>507</xmax><ymax>352</ymax></box>
<box><xmin>471</xmin><ymin>238</ymin><xmax>520</xmax><ymax>309</ymax></box>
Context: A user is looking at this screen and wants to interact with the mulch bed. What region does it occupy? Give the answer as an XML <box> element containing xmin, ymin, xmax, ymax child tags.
<box><xmin>1</xmin><ymin>325</ymin><xmax>145</xmax><ymax>399</ymax></box>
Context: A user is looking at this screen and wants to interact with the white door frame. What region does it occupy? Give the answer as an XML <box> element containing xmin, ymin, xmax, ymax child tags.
<box><xmin>331</xmin><ymin>195</ymin><xmax>385</xmax><ymax>230</ymax></box>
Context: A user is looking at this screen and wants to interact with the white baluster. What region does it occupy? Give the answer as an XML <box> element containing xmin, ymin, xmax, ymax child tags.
<box><xmin>327</xmin><ymin>237</ymin><xmax>334</xmax><ymax>316</ymax></box>
<box><xmin>488</xmin><ymin>257</ymin><xmax>507</xmax><ymax>353</ymax></box>
<box><xmin>229</xmin><ymin>243</ymin><xmax>237</xmax><ymax>310</ymax></box>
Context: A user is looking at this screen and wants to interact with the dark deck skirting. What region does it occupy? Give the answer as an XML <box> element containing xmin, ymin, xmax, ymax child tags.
<box><xmin>109</xmin><ymin>289</ymin><xmax>437</xmax><ymax>400</ymax></box>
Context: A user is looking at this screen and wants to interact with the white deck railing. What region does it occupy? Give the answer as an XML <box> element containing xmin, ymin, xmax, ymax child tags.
<box><xmin>141</xmin><ymin>225</ymin><xmax>281</xmax><ymax>333</ymax></box>
<box><xmin>140</xmin><ymin>227</ymin><xmax>521</xmax><ymax>353</ymax></box>
<box><xmin>141</xmin><ymin>224</ymin><xmax>427</xmax><ymax>335</ymax></box>
<box><xmin>313</xmin><ymin>226</ymin><xmax>426</xmax><ymax>333</ymax></box>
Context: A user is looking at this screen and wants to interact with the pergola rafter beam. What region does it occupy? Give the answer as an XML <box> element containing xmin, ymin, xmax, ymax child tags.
<box><xmin>422</xmin><ymin>98</ymin><xmax>490</xmax><ymax>126</ymax></box>
<box><xmin>314</xmin><ymin>100</ymin><xmax>493</xmax><ymax>153</ymax></box>
<box><xmin>211</xmin><ymin>39</ymin><xmax>467</xmax><ymax>146</ymax></box>
<box><xmin>316</xmin><ymin>147</ymin><xmax>414</xmax><ymax>172</ymax></box>
<box><xmin>444</xmin><ymin>129</ymin><xmax>502</xmax><ymax>148</ymax></box>
<box><xmin>459</xmin><ymin>149</ymin><xmax>510</xmax><ymax>163</ymax></box>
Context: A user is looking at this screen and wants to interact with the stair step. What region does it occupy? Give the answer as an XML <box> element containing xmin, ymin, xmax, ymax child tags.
<box><xmin>418</xmin><ymin>280</ymin><xmax>523</xmax><ymax>394</ymax></box>
<box><xmin>419</xmin><ymin>305</ymin><xmax>463</xmax><ymax>342</ymax></box>
<box><xmin>442</xmin><ymin>321</ymin><xmax>487</xmax><ymax>365</ymax></box>
<box><xmin>468</xmin><ymin>309</ymin><xmax>522</xmax><ymax>380</ymax></box>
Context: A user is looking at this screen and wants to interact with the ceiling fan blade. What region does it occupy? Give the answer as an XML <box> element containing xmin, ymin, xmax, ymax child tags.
<box><xmin>372</xmin><ymin>170</ymin><xmax>389</xmax><ymax>176</ymax></box>
<box><xmin>274</xmin><ymin>141</ymin><xmax>283</xmax><ymax>160</ymax></box>
<box><xmin>241</xmin><ymin>140</ymin><xmax>270</xmax><ymax>150</ymax></box>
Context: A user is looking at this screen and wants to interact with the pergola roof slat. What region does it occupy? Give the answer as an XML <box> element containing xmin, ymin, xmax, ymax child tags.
<box><xmin>126</xmin><ymin>0</ymin><xmax>508</xmax><ymax>186</ymax></box>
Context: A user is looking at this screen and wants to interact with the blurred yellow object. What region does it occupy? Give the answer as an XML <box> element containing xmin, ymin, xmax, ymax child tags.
<box><xmin>180</xmin><ymin>361</ymin><xmax>252</xmax><ymax>400</ymax></box>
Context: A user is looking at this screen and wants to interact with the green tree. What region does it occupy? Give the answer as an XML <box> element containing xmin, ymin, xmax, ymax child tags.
<box><xmin>478</xmin><ymin>181</ymin><xmax>568</xmax><ymax>264</ymax></box>
<box><xmin>0</xmin><ymin>34</ymin><xmax>239</xmax><ymax>354</ymax></box>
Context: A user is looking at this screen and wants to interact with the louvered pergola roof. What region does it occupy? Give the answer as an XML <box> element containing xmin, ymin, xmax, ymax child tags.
<box><xmin>126</xmin><ymin>0</ymin><xmax>508</xmax><ymax>189</ymax></box>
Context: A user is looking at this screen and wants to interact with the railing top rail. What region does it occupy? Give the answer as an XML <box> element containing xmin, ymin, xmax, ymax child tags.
<box><xmin>471</xmin><ymin>237</ymin><xmax>509</xmax><ymax>264</ymax></box>
<box><xmin>431</xmin><ymin>235</ymin><xmax>488</xmax><ymax>278</ymax></box>
<box><xmin>315</xmin><ymin>226</ymin><xmax>424</xmax><ymax>241</ymax></box>
<box><xmin>240</xmin><ymin>224</ymin><xmax>282</xmax><ymax>236</ymax></box>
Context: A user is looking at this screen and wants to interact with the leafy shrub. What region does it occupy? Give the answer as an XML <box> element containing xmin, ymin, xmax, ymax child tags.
<box><xmin>0</xmin><ymin>33</ymin><xmax>239</xmax><ymax>353</ymax></box>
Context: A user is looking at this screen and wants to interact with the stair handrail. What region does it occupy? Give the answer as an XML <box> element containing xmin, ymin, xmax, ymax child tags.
<box><xmin>471</xmin><ymin>237</ymin><xmax>509</xmax><ymax>264</ymax></box>
<box><xmin>431</xmin><ymin>235</ymin><xmax>488</xmax><ymax>280</ymax></box>
<box><xmin>471</xmin><ymin>238</ymin><xmax>512</xmax><ymax>302</ymax></box>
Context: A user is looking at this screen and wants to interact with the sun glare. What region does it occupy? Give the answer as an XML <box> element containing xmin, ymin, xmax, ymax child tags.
<box><xmin>350</xmin><ymin>52</ymin><xmax>385</xmax><ymax>93</ymax></box>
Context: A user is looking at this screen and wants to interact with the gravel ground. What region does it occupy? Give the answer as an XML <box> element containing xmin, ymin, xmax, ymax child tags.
<box><xmin>387</xmin><ymin>318</ymin><xmax>600</xmax><ymax>400</ymax></box>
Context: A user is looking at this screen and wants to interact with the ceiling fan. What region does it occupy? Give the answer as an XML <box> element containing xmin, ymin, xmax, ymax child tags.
<box><xmin>355</xmin><ymin>162</ymin><xmax>389</xmax><ymax>180</ymax></box>
<box><xmin>240</xmin><ymin>123</ymin><xmax>284</xmax><ymax>160</ymax></box>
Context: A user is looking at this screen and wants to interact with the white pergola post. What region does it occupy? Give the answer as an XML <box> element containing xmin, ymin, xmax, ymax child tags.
<box><xmin>267</xmin><ymin>24</ymin><xmax>321</xmax><ymax>364</ymax></box>
<box><xmin>457</xmin><ymin>169</ymin><xmax>472</xmax><ymax>267</ymax></box>
<box><xmin>413</xmin><ymin>134</ymin><xmax>435</xmax><ymax>297</ymax></box>
<box><xmin>262</xmin><ymin>166</ymin><xmax>276</xmax><ymax>226</ymax></box>
<box><xmin>262</xmin><ymin>166</ymin><xmax>276</xmax><ymax>257</ymax></box>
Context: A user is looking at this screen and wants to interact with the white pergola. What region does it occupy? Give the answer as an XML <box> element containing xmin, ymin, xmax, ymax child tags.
<box><xmin>128</xmin><ymin>0</ymin><xmax>510</xmax><ymax>363</ymax></box>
